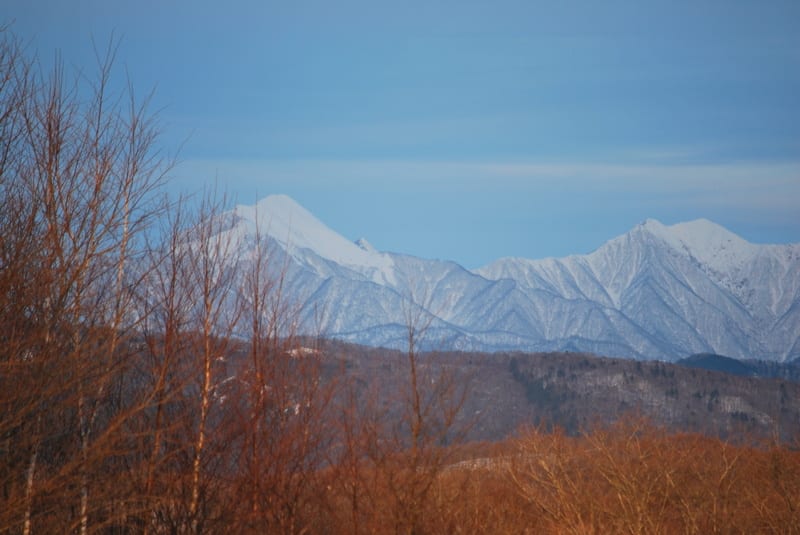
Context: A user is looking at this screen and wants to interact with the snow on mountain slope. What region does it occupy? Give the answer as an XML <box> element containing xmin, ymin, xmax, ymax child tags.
<box><xmin>233</xmin><ymin>195</ymin><xmax>397</xmax><ymax>286</ymax></box>
<box><xmin>218</xmin><ymin>196</ymin><xmax>800</xmax><ymax>362</ymax></box>
<box><xmin>641</xmin><ymin>218</ymin><xmax>759</xmax><ymax>275</ymax></box>
<box><xmin>477</xmin><ymin>219</ymin><xmax>800</xmax><ymax>361</ymax></box>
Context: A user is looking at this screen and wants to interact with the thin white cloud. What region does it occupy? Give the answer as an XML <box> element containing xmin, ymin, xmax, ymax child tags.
<box><xmin>175</xmin><ymin>157</ymin><xmax>800</xmax><ymax>208</ymax></box>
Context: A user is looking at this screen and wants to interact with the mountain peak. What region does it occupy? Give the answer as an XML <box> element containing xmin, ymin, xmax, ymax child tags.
<box><xmin>636</xmin><ymin>218</ymin><xmax>757</xmax><ymax>273</ymax></box>
<box><xmin>639</xmin><ymin>218</ymin><xmax>667</xmax><ymax>230</ymax></box>
<box><xmin>236</xmin><ymin>194</ymin><xmax>329</xmax><ymax>250</ymax></box>
<box><xmin>233</xmin><ymin>194</ymin><xmax>397</xmax><ymax>284</ymax></box>
<box><xmin>255</xmin><ymin>193</ymin><xmax>306</xmax><ymax>214</ymax></box>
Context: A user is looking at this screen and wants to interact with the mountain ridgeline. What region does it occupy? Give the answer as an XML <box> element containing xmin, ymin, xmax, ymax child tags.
<box><xmin>222</xmin><ymin>195</ymin><xmax>800</xmax><ymax>362</ymax></box>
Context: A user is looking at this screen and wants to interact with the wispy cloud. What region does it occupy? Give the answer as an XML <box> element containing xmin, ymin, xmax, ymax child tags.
<box><xmin>175</xmin><ymin>157</ymin><xmax>800</xmax><ymax>209</ymax></box>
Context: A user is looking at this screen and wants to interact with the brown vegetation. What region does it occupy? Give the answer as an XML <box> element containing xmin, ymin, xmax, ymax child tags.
<box><xmin>3</xmin><ymin>29</ymin><xmax>800</xmax><ymax>534</ymax></box>
<box><xmin>412</xmin><ymin>418</ymin><xmax>799</xmax><ymax>535</ymax></box>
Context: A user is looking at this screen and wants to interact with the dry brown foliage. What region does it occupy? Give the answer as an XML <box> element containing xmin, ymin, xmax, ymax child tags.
<box><xmin>505</xmin><ymin>418</ymin><xmax>800</xmax><ymax>534</ymax></box>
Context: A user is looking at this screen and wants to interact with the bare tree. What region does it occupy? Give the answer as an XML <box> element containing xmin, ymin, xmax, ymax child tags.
<box><xmin>131</xmin><ymin>196</ymin><xmax>196</xmax><ymax>532</ymax></box>
<box><xmin>322</xmin><ymin>288</ymin><xmax>471</xmax><ymax>534</ymax></box>
<box><xmin>224</xmin><ymin>205</ymin><xmax>337</xmax><ymax>533</ymax></box>
<box><xmin>176</xmin><ymin>188</ymin><xmax>242</xmax><ymax>531</ymax></box>
<box><xmin>0</xmin><ymin>30</ymin><xmax>169</xmax><ymax>533</ymax></box>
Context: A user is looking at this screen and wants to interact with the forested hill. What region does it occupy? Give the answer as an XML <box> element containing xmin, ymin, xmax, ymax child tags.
<box><xmin>321</xmin><ymin>341</ymin><xmax>800</xmax><ymax>442</ymax></box>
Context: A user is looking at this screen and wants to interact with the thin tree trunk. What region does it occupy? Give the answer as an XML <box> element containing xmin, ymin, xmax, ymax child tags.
<box><xmin>79</xmin><ymin>398</ymin><xmax>89</xmax><ymax>535</ymax></box>
<box><xmin>190</xmin><ymin>322</ymin><xmax>213</xmax><ymax>529</ymax></box>
<box><xmin>23</xmin><ymin>439</ymin><xmax>38</xmax><ymax>535</ymax></box>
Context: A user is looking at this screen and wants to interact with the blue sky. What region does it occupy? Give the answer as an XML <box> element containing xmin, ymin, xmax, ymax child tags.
<box><xmin>6</xmin><ymin>0</ymin><xmax>800</xmax><ymax>267</ymax></box>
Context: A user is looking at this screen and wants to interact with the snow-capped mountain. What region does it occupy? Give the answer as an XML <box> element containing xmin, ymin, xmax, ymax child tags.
<box><xmin>223</xmin><ymin>195</ymin><xmax>800</xmax><ymax>362</ymax></box>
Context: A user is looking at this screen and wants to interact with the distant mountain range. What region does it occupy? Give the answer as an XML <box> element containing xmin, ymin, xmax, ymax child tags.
<box><xmin>677</xmin><ymin>353</ymin><xmax>800</xmax><ymax>382</ymax></box>
<box><xmin>221</xmin><ymin>194</ymin><xmax>800</xmax><ymax>362</ymax></box>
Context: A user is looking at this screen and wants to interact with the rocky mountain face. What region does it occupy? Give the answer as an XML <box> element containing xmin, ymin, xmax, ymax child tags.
<box><xmin>222</xmin><ymin>195</ymin><xmax>800</xmax><ymax>362</ymax></box>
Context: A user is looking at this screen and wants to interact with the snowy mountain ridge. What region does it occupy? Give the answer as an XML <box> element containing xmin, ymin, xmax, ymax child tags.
<box><xmin>233</xmin><ymin>194</ymin><xmax>398</xmax><ymax>286</ymax></box>
<box><xmin>221</xmin><ymin>194</ymin><xmax>800</xmax><ymax>362</ymax></box>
